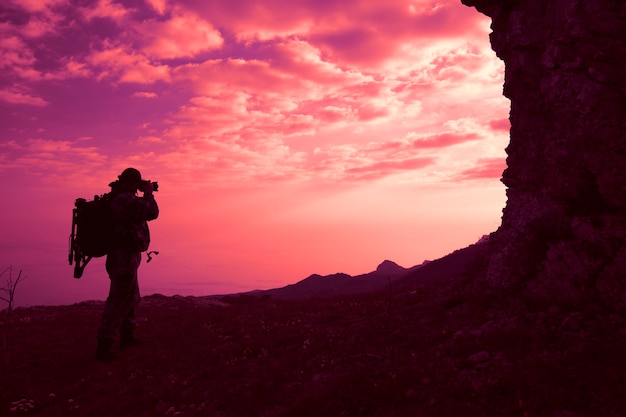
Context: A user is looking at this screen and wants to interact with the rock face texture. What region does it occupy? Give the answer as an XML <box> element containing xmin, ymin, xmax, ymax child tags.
<box><xmin>461</xmin><ymin>0</ymin><xmax>626</xmax><ymax>305</ymax></box>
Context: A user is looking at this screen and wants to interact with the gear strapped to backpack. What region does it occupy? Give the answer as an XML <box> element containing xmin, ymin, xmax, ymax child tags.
<box><xmin>68</xmin><ymin>193</ymin><xmax>114</xmax><ymax>278</ymax></box>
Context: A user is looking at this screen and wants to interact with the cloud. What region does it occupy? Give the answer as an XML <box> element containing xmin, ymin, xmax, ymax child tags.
<box><xmin>185</xmin><ymin>0</ymin><xmax>485</xmax><ymax>49</ymax></box>
<box><xmin>138</xmin><ymin>9</ymin><xmax>224</xmax><ymax>59</ymax></box>
<box><xmin>0</xmin><ymin>138</ymin><xmax>112</xmax><ymax>190</ymax></box>
<box><xmin>0</xmin><ymin>0</ymin><xmax>508</xmax><ymax>192</ymax></box>
<box><xmin>0</xmin><ymin>36</ymin><xmax>38</xmax><ymax>77</ymax></box>
<box><xmin>88</xmin><ymin>41</ymin><xmax>171</xmax><ymax>84</ymax></box>
<box><xmin>344</xmin><ymin>156</ymin><xmax>437</xmax><ymax>181</ymax></box>
<box><xmin>184</xmin><ymin>0</ymin><xmax>488</xmax><ymax>69</ymax></box>
<box><xmin>146</xmin><ymin>0</ymin><xmax>168</xmax><ymax>14</ymax></box>
<box><xmin>174</xmin><ymin>56</ymin><xmax>313</xmax><ymax>100</ymax></box>
<box><xmin>0</xmin><ymin>140</ymin><xmax>21</xmax><ymax>150</ymax></box>
<box><xmin>167</xmin><ymin>40</ymin><xmax>411</xmax><ymax>145</ymax></box>
<box><xmin>269</xmin><ymin>39</ymin><xmax>370</xmax><ymax>88</ymax></box>
<box><xmin>489</xmin><ymin>117</ymin><xmax>510</xmax><ymax>131</ymax></box>
<box><xmin>184</xmin><ymin>0</ymin><xmax>315</xmax><ymax>42</ymax></box>
<box><xmin>455</xmin><ymin>158</ymin><xmax>506</xmax><ymax>181</ymax></box>
<box><xmin>303</xmin><ymin>120</ymin><xmax>495</xmax><ymax>183</ymax></box>
<box><xmin>0</xmin><ymin>89</ymin><xmax>49</xmax><ymax>106</ymax></box>
<box><xmin>21</xmin><ymin>139</ymin><xmax>108</xmax><ymax>167</ymax></box>
<box><xmin>15</xmin><ymin>15</ymin><xmax>60</xmax><ymax>38</ymax></box>
<box><xmin>137</xmin><ymin>136</ymin><xmax>164</xmax><ymax>145</ymax></box>
<box><xmin>410</xmin><ymin>132</ymin><xmax>481</xmax><ymax>149</ymax></box>
<box><xmin>361</xmin><ymin>130</ymin><xmax>482</xmax><ymax>157</ymax></box>
<box><xmin>81</xmin><ymin>0</ymin><xmax>129</xmax><ymax>21</ymax></box>
<box><xmin>1</xmin><ymin>0</ymin><xmax>65</xmax><ymax>43</ymax></box>
<box><xmin>169</xmin><ymin>57</ymin><xmax>343</xmax><ymax>139</ymax></box>
<box><xmin>132</xmin><ymin>91</ymin><xmax>158</xmax><ymax>99</ymax></box>
<box><xmin>7</xmin><ymin>0</ymin><xmax>65</xmax><ymax>13</ymax></box>
<box><xmin>148</xmin><ymin>135</ymin><xmax>308</xmax><ymax>189</ymax></box>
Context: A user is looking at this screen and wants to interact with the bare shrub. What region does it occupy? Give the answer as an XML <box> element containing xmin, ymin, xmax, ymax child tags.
<box><xmin>1</xmin><ymin>266</ymin><xmax>26</xmax><ymax>368</ymax></box>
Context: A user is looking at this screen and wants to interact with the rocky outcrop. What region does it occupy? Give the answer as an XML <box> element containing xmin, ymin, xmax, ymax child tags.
<box><xmin>461</xmin><ymin>0</ymin><xmax>626</xmax><ymax>306</ymax></box>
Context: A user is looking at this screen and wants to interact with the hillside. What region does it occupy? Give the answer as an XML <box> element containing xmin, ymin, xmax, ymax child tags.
<box><xmin>260</xmin><ymin>240</ymin><xmax>487</xmax><ymax>300</ymax></box>
<box><xmin>2</xmin><ymin>254</ymin><xmax>626</xmax><ymax>416</ymax></box>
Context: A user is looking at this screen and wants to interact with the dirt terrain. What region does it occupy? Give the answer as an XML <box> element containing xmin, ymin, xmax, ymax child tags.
<box><xmin>2</xmin><ymin>273</ymin><xmax>626</xmax><ymax>417</ymax></box>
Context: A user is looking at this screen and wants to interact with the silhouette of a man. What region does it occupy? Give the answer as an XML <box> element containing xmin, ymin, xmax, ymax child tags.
<box><xmin>97</xmin><ymin>167</ymin><xmax>159</xmax><ymax>362</ymax></box>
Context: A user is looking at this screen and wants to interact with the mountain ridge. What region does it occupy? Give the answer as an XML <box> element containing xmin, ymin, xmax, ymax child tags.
<box><xmin>251</xmin><ymin>237</ymin><xmax>489</xmax><ymax>300</ymax></box>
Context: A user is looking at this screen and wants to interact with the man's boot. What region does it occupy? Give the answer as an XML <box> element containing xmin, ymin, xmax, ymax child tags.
<box><xmin>96</xmin><ymin>337</ymin><xmax>117</xmax><ymax>362</ymax></box>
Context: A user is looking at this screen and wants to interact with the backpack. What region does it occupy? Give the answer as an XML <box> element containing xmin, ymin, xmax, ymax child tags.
<box><xmin>68</xmin><ymin>193</ymin><xmax>114</xmax><ymax>278</ymax></box>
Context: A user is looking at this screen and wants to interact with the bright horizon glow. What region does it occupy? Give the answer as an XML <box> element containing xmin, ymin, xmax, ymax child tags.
<box><xmin>0</xmin><ymin>0</ymin><xmax>509</xmax><ymax>307</ymax></box>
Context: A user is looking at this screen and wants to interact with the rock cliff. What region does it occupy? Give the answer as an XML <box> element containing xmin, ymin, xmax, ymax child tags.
<box><xmin>461</xmin><ymin>0</ymin><xmax>626</xmax><ymax>305</ymax></box>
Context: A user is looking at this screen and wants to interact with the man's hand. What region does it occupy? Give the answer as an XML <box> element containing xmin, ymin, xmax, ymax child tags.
<box><xmin>141</xmin><ymin>180</ymin><xmax>154</xmax><ymax>196</ymax></box>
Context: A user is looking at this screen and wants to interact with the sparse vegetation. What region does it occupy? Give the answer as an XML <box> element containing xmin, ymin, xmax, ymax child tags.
<box><xmin>1</xmin><ymin>276</ymin><xmax>625</xmax><ymax>416</ymax></box>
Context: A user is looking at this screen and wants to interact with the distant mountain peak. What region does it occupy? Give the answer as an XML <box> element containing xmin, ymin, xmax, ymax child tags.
<box><xmin>376</xmin><ymin>260</ymin><xmax>405</xmax><ymax>274</ymax></box>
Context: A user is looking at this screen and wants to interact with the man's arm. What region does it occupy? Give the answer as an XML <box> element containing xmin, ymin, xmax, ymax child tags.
<box><xmin>140</xmin><ymin>181</ymin><xmax>159</xmax><ymax>221</ymax></box>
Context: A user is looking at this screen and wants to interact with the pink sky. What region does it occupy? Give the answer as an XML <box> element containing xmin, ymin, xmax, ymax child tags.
<box><xmin>0</xmin><ymin>0</ymin><xmax>509</xmax><ymax>307</ymax></box>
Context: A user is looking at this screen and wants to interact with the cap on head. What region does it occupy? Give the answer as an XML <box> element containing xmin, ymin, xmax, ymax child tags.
<box><xmin>118</xmin><ymin>167</ymin><xmax>142</xmax><ymax>184</ymax></box>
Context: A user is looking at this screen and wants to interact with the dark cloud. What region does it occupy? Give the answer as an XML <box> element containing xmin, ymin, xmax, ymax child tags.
<box><xmin>411</xmin><ymin>132</ymin><xmax>481</xmax><ymax>149</ymax></box>
<box><xmin>345</xmin><ymin>156</ymin><xmax>436</xmax><ymax>181</ymax></box>
<box><xmin>489</xmin><ymin>117</ymin><xmax>510</xmax><ymax>131</ymax></box>
<box><xmin>456</xmin><ymin>157</ymin><xmax>505</xmax><ymax>181</ymax></box>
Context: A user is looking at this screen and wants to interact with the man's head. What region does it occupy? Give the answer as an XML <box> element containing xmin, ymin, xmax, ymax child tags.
<box><xmin>118</xmin><ymin>168</ymin><xmax>142</xmax><ymax>190</ymax></box>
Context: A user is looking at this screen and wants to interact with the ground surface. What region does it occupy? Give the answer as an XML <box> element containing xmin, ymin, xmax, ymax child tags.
<box><xmin>2</xmin><ymin>275</ymin><xmax>626</xmax><ymax>417</ymax></box>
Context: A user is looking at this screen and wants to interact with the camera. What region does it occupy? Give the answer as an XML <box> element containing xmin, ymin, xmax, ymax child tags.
<box><xmin>139</xmin><ymin>180</ymin><xmax>159</xmax><ymax>192</ymax></box>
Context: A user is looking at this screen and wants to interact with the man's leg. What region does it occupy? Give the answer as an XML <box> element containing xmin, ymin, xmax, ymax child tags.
<box><xmin>97</xmin><ymin>249</ymin><xmax>140</xmax><ymax>361</ymax></box>
<box><xmin>120</xmin><ymin>274</ymin><xmax>142</xmax><ymax>349</ymax></box>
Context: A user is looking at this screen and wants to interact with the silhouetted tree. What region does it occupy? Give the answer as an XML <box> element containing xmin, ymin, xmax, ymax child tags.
<box><xmin>1</xmin><ymin>266</ymin><xmax>26</xmax><ymax>367</ymax></box>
